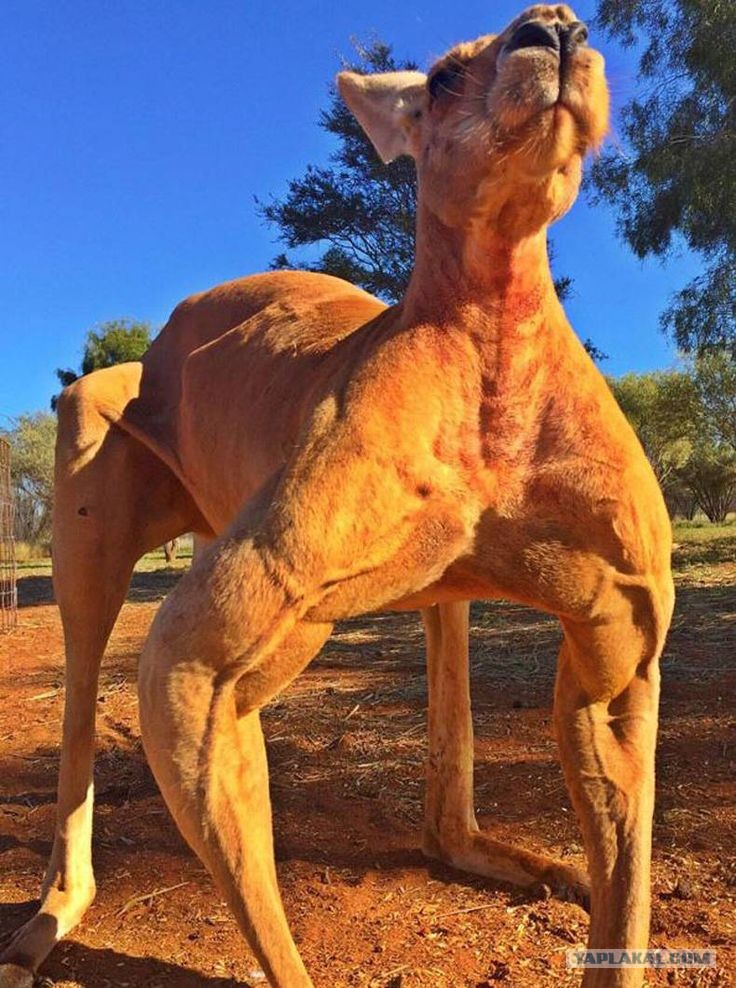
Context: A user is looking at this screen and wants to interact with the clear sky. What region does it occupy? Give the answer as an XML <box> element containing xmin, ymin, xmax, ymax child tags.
<box><xmin>0</xmin><ymin>0</ymin><xmax>701</xmax><ymax>422</ymax></box>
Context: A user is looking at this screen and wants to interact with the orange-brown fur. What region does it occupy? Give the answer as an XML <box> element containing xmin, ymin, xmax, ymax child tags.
<box><xmin>1</xmin><ymin>7</ymin><xmax>672</xmax><ymax>988</ymax></box>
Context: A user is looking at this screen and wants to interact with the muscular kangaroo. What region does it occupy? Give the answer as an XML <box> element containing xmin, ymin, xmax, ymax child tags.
<box><xmin>1</xmin><ymin>6</ymin><xmax>672</xmax><ymax>987</ymax></box>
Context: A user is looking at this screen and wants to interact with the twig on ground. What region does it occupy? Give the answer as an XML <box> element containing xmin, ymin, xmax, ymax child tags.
<box><xmin>116</xmin><ymin>881</ymin><xmax>189</xmax><ymax>916</ymax></box>
<box><xmin>435</xmin><ymin>901</ymin><xmax>503</xmax><ymax>920</ymax></box>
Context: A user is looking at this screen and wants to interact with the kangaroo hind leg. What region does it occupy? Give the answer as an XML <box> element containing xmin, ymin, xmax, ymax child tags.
<box><xmin>422</xmin><ymin>600</ymin><xmax>589</xmax><ymax>905</ymax></box>
<box><xmin>0</xmin><ymin>366</ymin><xmax>203</xmax><ymax>985</ymax></box>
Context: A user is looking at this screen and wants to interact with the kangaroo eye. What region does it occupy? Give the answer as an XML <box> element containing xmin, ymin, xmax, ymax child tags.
<box><xmin>428</xmin><ymin>67</ymin><xmax>462</xmax><ymax>100</ymax></box>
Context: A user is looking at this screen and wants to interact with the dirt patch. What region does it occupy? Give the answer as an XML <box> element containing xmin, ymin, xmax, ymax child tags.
<box><xmin>1</xmin><ymin>549</ymin><xmax>734</xmax><ymax>987</ymax></box>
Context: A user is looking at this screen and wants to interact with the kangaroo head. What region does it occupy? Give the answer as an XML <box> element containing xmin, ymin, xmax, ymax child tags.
<box><xmin>338</xmin><ymin>4</ymin><xmax>609</xmax><ymax>238</ymax></box>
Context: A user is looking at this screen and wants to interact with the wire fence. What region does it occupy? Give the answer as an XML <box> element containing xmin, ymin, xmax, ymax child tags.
<box><xmin>0</xmin><ymin>437</ymin><xmax>18</xmax><ymax>631</ymax></box>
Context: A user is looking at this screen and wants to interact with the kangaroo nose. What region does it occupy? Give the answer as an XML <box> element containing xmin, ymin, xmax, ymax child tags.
<box><xmin>560</xmin><ymin>20</ymin><xmax>589</xmax><ymax>54</ymax></box>
<box><xmin>506</xmin><ymin>19</ymin><xmax>589</xmax><ymax>56</ymax></box>
<box><xmin>506</xmin><ymin>20</ymin><xmax>560</xmax><ymax>54</ymax></box>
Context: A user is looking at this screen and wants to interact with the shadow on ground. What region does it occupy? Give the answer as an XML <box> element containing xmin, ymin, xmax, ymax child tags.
<box><xmin>0</xmin><ymin>905</ymin><xmax>244</xmax><ymax>988</ymax></box>
<box><xmin>3</xmin><ymin>553</ymin><xmax>734</xmax><ymax>985</ymax></box>
<box><xmin>18</xmin><ymin>569</ymin><xmax>187</xmax><ymax>608</ymax></box>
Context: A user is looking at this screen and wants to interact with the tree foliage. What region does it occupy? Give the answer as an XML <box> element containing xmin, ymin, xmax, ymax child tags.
<box><xmin>592</xmin><ymin>0</ymin><xmax>736</xmax><ymax>351</ymax></box>
<box><xmin>54</xmin><ymin>318</ymin><xmax>152</xmax><ymax>407</ymax></box>
<box><xmin>611</xmin><ymin>349</ymin><xmax>736</xmax><ymax>522</ymax></box>
<box><xmin>688</xmin><ymin>347</ymin><xmax>736</xmax><ymax>455</ymax></box>
<box><xmin>609</xmin><ymin>371</ymin><xmax>697</xmax><ymax>487</ymax></box>
<box><xmin>1</xmin><ymin>413</ymin><xmax>57</xmax><ymax>544</ymax></box>
<box><xmin>260</xmin><ymin>39</ymin><xmax>417</xmax><ymax>302</ymax></box>
<box><xmin>261</xmin><ymin>39</ymin><xmax>606</xmax><ymax>359</ymax></box>
<box><xmin>678</xmin><ymin>441</ymin><xmax>736</xmax><ymax>524</ymax></box>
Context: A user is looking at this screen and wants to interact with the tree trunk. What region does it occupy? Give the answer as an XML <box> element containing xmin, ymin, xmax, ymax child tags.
<box><xmin>163</xmin><ymin>538</ymin><xmax>179</xmax><ymax>563</ymax></box>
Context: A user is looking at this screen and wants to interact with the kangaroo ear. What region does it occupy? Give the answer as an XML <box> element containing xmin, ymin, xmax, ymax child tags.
<box><xmin>337</xmin><ymin>70</ymin><xmax>427</xmax><ymax>164</ymax></box>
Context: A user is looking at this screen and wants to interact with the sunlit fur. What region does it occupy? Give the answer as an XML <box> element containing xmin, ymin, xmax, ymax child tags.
<box><xmin>396</xmin><ymin>4</ymin><xmax>609</xmax><ymax>228</ymax></box>
<box><xmin>2</xmin><ymin>8</ymin><xmax>670</xmax><ymax>988</ymax></box>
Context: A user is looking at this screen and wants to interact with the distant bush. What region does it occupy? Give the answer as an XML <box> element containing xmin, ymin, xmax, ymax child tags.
<box><xmin>15</xmin><ymin>540</ymin><xmax>51</xmax><ymax>563</ymax></box>
<box><xmin>0</xmin><ymin>412</ymin><xmax>56</xmax><ymax>544</ymax></box>
<box><xmin>610</xmin><ymin>350</ymin><xmax>736</xmax><ymax>523</ymax></box>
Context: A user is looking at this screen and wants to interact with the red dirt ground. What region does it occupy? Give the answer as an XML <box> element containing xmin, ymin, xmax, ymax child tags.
<box><xmin>1</xmin><ymin>539</ymin><xmax>735</xmax><ymax>987</ymax></box>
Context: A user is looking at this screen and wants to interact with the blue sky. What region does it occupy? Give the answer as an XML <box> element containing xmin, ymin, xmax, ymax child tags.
<box><xmin>0</xmin><ymin>0</ymin><xmax>700</xmax><ymax>422</ymax></box>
